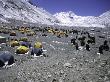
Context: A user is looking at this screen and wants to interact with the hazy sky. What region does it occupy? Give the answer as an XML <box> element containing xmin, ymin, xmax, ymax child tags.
<box><xmin>31</xmin><ymin>0</ymin><xmax>110</xmax><ymax>16</ymax></box>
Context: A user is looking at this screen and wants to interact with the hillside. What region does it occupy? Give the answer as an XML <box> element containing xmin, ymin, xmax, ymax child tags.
<box><xmin>0</xmin><ymin>0</ymin><xmax>58</xmax><ymax>25</ymax></box>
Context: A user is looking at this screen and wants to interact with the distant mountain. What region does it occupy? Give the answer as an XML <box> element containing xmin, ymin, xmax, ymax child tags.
<box><xmin>54</xmin><ymin>11</ymin><xmax>110</xmax><ymax>27</ymax></box>
<box><xmin>0</xmin><ymin>0</ymin><xmax>58</xmax><ymax>25</ymax></box>
<box><xmin>98</xmin><ymin>11</ymin><xmax>110</xmax><ymax>27</ymax></box>
<box><xmin>0</xmin><ymin>0</ymin><xmax>110</xmax><ymax>28</ymax></box>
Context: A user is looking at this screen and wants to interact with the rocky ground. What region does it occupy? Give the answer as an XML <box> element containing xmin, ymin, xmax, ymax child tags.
<box><xmin>0</xmin><ymin>26</ymin><xmax>110</xmax><ymax>82</ymax></box>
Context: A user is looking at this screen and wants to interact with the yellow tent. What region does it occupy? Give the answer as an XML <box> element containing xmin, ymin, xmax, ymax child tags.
<box><xmin>10</xmin><ymin>41</ymin><xmax>20</xmax><ymax>47</ymax></box>
<box><xmin>25</xmin><ymin>29</ymin><xmax>31</xmax><ymax>33</ymax></box>
<box><xmin>20</xmin><ymin>30</ymin><xmax>25</xmax><ymax>34</ymax></box>
<box><xmin>10</xmin><ymin>31</ymin><xmax>16</xmax><ymax>36</ymax></box>
<box><xmin>59</xmin><ymin>31</ymin><xmax>66</xmax><ymax>36</ymax></box>
<box><xmin>27</xmin><ymin>31</ymin><xmax>35</xmax><ymax>36</ymax></box>
<box><xmin>19</xmin><ymin>37</ymin><xmax>28</xmax><ymax>42</ymax></box>
<box><xmin>48</xmin><ymin>29</ymin><xmax>53</xmax><ymax>33</ymax></box>
<box><xmin>16</xmin><ymin>46</ymin><xmax>29</xmax><ymax>54</ymax></box>
<box><xmin>34</xmin><ymin>42</ymin><xmax>42</xmax><ymax>48</ymax></box>
<box><xmin>54</xmin><ymin>31</ymin><xmax>59</xmax><ymax>35</ymax></box>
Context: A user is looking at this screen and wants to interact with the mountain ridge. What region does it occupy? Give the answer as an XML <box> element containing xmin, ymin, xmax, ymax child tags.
<box><xmin>0</xmin><ymin>0</ymin><xmax>110</xmax><ymax>28</ymax></box>
<box><xmin>0</xmin><ymin>0</ymin><xmax>58</xmax><ymax>26</ymax></box>
<box><xmin>54</xmin><ymin>10</ymin><xmax>110</xmax><ymax>27</ymax></box>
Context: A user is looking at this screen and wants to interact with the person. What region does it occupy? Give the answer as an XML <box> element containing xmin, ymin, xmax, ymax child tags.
<box><xmin>0</xmin><ymin>51</ymin><xmax>15</xmax><ymax>67</ymax></box>
<box><xmin>31</xmin><ymin>42</ymin><xmax>43</xmax><ymax>56</ymax></box>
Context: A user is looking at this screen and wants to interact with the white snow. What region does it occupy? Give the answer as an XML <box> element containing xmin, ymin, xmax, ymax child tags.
<box><xmin>0</xmin><ymin>0</ymin><xmax>110</xmax><ymax>28</ymax></box>
<box><xmin>0</xmin><ymin>0</ymin><xmax>58</xmax><ymax>25</ymax></box>
<box><xmin>54</xmin><ymin>11</ymin><xmax>110</xmax><ymax>28</ymax></box>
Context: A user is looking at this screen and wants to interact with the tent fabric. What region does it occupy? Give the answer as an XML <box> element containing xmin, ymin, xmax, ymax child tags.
<box><xmin>16</xmin><ymin>46</ymin><xmax>29</xmax><ymax>54</ymax></box>
<box><xmin>10</xmin><ymin>41</ymin><xmax>20</xmax><ymax>47</ymax></box>
<box><xmin>34</xmin><ymin>42</ymin><xmax>42</xmax><ymax>48</ymax></box>
<box><xmin>20</xmin><ymin>42</ymin><xmax>31</xmax><ymax>48</ymax></box>
<box><xmin>48</xmin><ymin>30</ymin><xmax>53</xmax><ymax>33</ymax></box>
<box><xmin>10</xmin><ymin>31</ymin><xmax>16</xmax><ymax>36</ymax></box>
<box><xmin>31</xmin><ymin>48</ymin><xmax>43</xmax><ymax>56</ymax></box>
<box><xmin>0</xmin><ymin>51</ymin><xmax>14</xmax><ymax>67</ymax></box>
<box><xmin>0</xmin><ymin>36</ymin><xmax>6</xmax><ymax>44</ymax></box>
<box><xmin>27</xmin><ymin>32</ymin><xmax>35</xmax><ymax>36</ymax></box>
<box><xmin>19</xmin><ymin>37</ymin><xmax>28</xmax><ymax>42</ymax></box>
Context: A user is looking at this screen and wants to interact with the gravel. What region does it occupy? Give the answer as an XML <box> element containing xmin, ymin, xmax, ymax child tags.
<box><xmin>0</xmin><ymin>26</ymin><xmax>110</xmax><ymax>82</ymax></box>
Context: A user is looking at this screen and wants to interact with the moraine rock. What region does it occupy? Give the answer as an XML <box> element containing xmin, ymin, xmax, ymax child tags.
<box><xmin>63</xmin><ymin>62</ymin><xmax>72</xmax><ymax>68</ymax></box>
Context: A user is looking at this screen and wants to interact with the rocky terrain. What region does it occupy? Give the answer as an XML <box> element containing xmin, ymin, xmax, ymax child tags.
<box><xmin>0</xmin><ymin>26</ymin><xmax>110</xmax><ymax>82</ymax></box>
<box><xmin>0</xmin><ymin>0</ymin><xmax>110</xmax><ymax>82</ymax></box>
<box><xmin>0</xmin><ymin>0</ymin><xmax>110</xmax><ymax>28</ymax></box>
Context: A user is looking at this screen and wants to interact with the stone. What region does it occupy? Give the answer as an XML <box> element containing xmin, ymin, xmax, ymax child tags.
<box><xmin>63</xmin><ymin>63</ymin><xmax>72</xmax><ymax>68</ymax></box>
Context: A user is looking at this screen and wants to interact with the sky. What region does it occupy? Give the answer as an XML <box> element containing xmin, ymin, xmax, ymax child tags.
<box><xmin>31</xmin><ymin>0</ymin><xmax>110</xmax><ymax>16</ymax></box>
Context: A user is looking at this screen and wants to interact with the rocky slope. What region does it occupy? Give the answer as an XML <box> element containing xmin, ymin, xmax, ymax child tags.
<box><xmin>0</xmin><ymin>0</ymin><xmax>58</xmax><ymax>25</ymax></box>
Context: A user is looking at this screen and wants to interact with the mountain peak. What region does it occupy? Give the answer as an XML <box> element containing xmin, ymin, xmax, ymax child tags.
<box><xmin>54</xmin><ymin>11</ymin><xmax>110</xmax><ymax>27</ymax></box>
<box><xmin>55</xmin><ymin>11</ymin><xmax>76</xmax><ymax>16</ymax></box>
<box><xmin>99</xmin><ymin>10</ymin><xmax>110</xmax><ymax>17</ymax></box>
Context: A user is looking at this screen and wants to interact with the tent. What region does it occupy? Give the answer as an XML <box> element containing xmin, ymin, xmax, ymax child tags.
<box><xmin>19</xmin><ymin>37</ymin><xmax>28</xmax><ymax>42</ymax></box>
<box><xmin>10</xmin><ymin>31</ymin><xmax>16</xmax><ymax>36</ymax></box>
<box><xmin>31</xmin><ymin>42</ymin><xmax>43</xmax><ymax>56</ymax></box>
<box><xmin>16</xmin><ymin>46</ymin><xmax>29</xmax><ymax>54</ymax></box>
<box><xmin>34</xmin><ymin>42</ymin><xmax>42</xmax><ymax>48</ymax></box>
<box><xmin>20</xmin><ymin>41</ymin><xmax>31</xmax><ymax>48</ymax></box>
<box><xmin>31</xmin><ymin>48</ymin><xmax>43</xmax><ymax>56</ymax></box>
<box><xmin>0</xmin><ymin>36</ymin><xmax>6</xmax><ymax>44</ymax></box>
<box><xmin>0</xmin><ymin>51</ymin><xmax>14</xmax><ymax>67</ymax></box>
<box><xmin>27</xmin><ymin>31</ymin><xmax>35</xmax><ymax>36</ymax></box>
<box><xmin>10</xmin><ymin>41</ymin><xmax>20</xmax><ymax>47</ymax></box>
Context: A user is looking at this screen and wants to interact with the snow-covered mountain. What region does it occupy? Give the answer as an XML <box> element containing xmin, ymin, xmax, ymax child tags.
<box><xmin>54</xmin><ymin>11</ymin><xmax>110</xmax><ymax>27</ymax></box>
<box><xmin>0</xmin><ymin>0</ymin><xmax>109</xmax><ymax>28</ymax></box>
<box><xmin>0</xmin><ymin>0</ymin><xmax>58</xmax><ymax>25</ymax></box>
<box><xmin>98</xmin><ymin>11</ymin><xmax>110</xmax><ymax>27</ymax></box>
